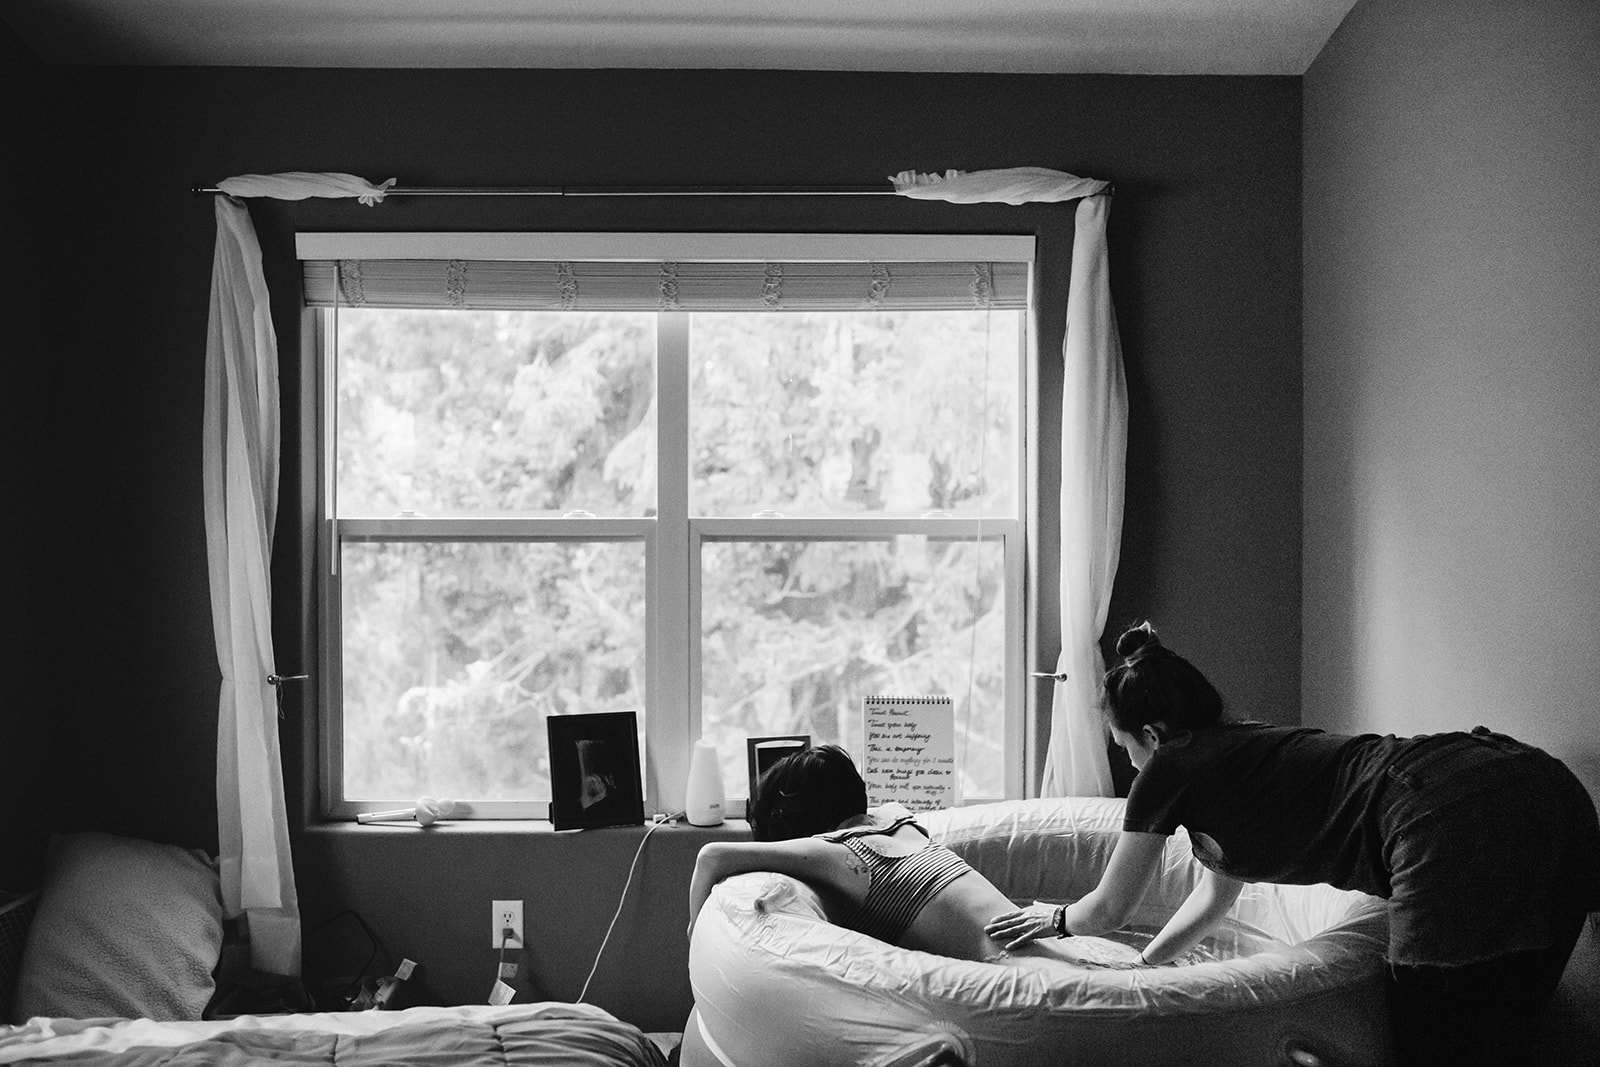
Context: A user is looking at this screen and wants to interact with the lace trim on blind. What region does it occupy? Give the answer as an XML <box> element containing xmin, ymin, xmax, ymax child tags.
<box><xmin>446</xmin><ymin>260</ymin><xmax>468</xmax><ymax>307</ymax></box>
<box><xmin>761</xmin><ymin>263</ymin><xmax>784</xmax><ymax>310</ymax></box>
<box><xmin>659</xmin><ymin>262</ymin><xmax>682</xmax><ymax>310</ymax></box>
<box><xmin>337</xmin><ymin>259</ymin><xmax>367</xmax><ymax>307</ymax></box>
<box><xmin>867</xmin><ymin>264</ymin><xmax>890</xmax><ymax>309</ymax></box>
<box><xmin>971</xmin><ymin>263</ymin><xmax>994</xmax><ymax>308</ymax></box>
<box><xmin>557</xmin><ymin>261</ymin><xmax>578</xmax><ymax>310</ymax></box>
<box><xmin>303</xmin><ymin>257</ymin><xmax>1029</xmax><ymax>311</ymax></box>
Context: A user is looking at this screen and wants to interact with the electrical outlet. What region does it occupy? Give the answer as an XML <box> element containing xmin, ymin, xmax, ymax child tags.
<box><xmin>492</xmin><ymin>900</ymin><xmax>523</xmax><ymax>949</ymax></box>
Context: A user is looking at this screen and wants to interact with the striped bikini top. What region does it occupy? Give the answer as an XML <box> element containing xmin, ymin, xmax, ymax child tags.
<box><xmin>818</xmin><ymin>806</ymin><xmax>976</xmax><ymax>945</ymax></box>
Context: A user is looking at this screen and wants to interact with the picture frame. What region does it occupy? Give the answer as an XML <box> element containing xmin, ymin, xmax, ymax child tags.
<box><xmin>548</xmin><ymin>711</ymin><xmax>646</xmax><ymax>831</ymax></box>
<box><xmin>745</xmin><ymin>734</ymin><xmax>811</xmax><ymax>802</ymax></box>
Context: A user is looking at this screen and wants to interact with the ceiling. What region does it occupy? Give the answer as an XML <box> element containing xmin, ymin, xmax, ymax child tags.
<box><xmin>1</xmin><ymin>0</ymin><xmax>1357</xmax><ymax>75</ymax></box>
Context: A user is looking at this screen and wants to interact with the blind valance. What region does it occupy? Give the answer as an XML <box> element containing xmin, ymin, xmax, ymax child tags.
<box><xmin>301</xmin><ymin>258</ymin><xmax>1029</xmax><ymax>312</ymax></box>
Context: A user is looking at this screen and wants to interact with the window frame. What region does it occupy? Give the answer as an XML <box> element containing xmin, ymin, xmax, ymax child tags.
<box><xmin>309</xmin><ymin>232</ymin><xmax>1036</xmax><ymax>821</ymax></box>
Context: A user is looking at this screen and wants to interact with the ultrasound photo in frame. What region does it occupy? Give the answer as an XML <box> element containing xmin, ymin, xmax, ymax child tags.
<box><xmin>548</xmin><ymin>711</ymin><xmax>645</xmax><ymax>831</ymax></box>
<box><xmin>745</xmin><ymin>734</ymin><xmax>810</xmax><ymax>802</ymax></box>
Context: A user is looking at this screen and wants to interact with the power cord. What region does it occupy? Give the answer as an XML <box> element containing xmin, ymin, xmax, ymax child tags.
<box><xmin>498</xmin><ymin>927</ymin><xmax>516</xmax><ymax>975</ymax></box>
<box><xmin>577</xmin><ymin>813</ymin><xmax>683</xmax><ymax>1003</ymax></box>
<box><xmin>489</xmin><ymin>927</ymin><xmax>518</xmax><ymax>1005</ymax></box>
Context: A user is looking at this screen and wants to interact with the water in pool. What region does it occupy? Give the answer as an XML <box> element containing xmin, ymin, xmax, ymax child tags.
<box><xmin>1045</xmin><ymin>921</ymin><xmax>1280</xmax><ymax>969</ymax></box>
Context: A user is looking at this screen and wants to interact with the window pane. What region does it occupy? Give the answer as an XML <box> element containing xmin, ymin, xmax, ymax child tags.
<box><xmin>699</xmin><ymin>536</ymin><xmax>1006</xmax><ymax>802</ymax></box>
<box><xmin>336</xmin><ymin>309</ymin><xmax>656</xmax><ymax>516</ymax></box>
<box><xmin>689</xmin><ymin>311</ymin><xmax>1019</xmax><ymax>517</ymax></box>
<box><xmin>340</xmin><ymin>540</ymin><xmax>646</xmax><ymax>801</ymax></box>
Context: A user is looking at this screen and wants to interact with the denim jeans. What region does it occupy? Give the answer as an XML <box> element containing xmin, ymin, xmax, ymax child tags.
<box><xmin>1386</xmin><ymin>909</ymin><xmax>1585</xmax><ymax>1066</ymax></box>
<box><xmin>1379</xmin><ymin>727</ymin><xmax>1600</xmax><ymax>966</ymax></box>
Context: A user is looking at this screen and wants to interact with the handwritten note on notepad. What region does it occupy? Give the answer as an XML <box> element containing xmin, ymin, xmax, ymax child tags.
<box><xmin>862</xmin><ymin>696</ymin><xmax>956</xmax><ymax>811</ymax></box>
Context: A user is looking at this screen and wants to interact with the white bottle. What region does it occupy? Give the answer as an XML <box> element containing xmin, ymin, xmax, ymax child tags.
<box><xmin>685</xmin><ymin>738</ymin><xmax>726</xmax><ymax>826</ymax></box>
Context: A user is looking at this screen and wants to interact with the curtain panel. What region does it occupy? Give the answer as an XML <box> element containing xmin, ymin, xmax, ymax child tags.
<box><xmin>1041</xmin><ymin>194</ymin><xmax>1125</xmax><ymax>798</ymax></box>
<box><xmin>205</xmin><ymin>196</ymin><xmax>298</xmax><ymax>975</ymax></box>
<box><xmin>889</xmin><ymin>170</ymin><xmax>1125</xmax><ymax>798</ymax></box>
<box><xmin>203</xmin><ymin>172</ymin><xmax>391</xmax><ymax>974</ymax></box>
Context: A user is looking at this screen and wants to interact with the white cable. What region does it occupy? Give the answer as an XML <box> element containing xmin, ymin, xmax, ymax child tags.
<box><xmin>577</xmin><ymin>816</ymin><xmax>673</xmax><ymax>1003</ymax></box>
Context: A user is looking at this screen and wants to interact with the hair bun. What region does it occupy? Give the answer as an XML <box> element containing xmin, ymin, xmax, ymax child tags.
<box><xmin>1115</xmin><ymin>621</ymin><xmax>1160</xmax><ymax>658</ymax></box>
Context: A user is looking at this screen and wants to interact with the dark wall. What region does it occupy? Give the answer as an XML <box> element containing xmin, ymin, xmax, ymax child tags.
<box><xmin>0</xmin><ymin>20</ymin><xmax>52</xmax><ymax>891</ymax></box>
<box><xmin>1303</xmin><ymin>0</ymin><xmax>1600</xmax><ymax>800</ymax></box>
<box><xmin>6</xmin><ymin>63</ymin><xmax>1301</xmax><ymax>1024</ymax></box>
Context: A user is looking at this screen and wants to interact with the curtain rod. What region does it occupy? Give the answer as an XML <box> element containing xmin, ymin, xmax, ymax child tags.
<box><xmin>192</xmin><ymin>184</ymin><xmax>904</xmax><ymax>198</ymax></box>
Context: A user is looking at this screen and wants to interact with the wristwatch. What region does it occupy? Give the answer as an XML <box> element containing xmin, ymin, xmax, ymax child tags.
<box><xmin>1053</xmin><ymin>904</ymin><xmax>1069</xmax><ymax>938</ymax></box>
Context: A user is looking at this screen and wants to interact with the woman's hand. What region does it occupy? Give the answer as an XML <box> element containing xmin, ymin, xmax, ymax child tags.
<box><xmin>984</xmin><ymin>902</ymin><xmax>1060</xmax><ymax>949</ymax></box>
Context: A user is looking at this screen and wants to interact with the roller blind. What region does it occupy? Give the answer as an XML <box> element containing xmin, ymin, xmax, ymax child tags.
<box><xmin>301</xmin><ymin>258</ymin><xmax>1029</xmax><ymax>312</ymax></box>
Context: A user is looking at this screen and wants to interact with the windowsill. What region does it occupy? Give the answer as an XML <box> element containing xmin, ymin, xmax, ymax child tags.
<box><xmin>301</xmin><ymin>818</ymin><xmax>753</xmax><ymax>840</ymax></box>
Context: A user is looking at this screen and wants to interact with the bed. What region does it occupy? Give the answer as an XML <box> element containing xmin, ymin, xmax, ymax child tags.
<box><xmin>0</xmin><ymin>1003</ymin><xmax>671</xmax><ymax>1065</ymax></box>
<box><xmin>0</xmin><ymin>832</ymin><xmax>673</xmax><ymax>1067</ymax></box>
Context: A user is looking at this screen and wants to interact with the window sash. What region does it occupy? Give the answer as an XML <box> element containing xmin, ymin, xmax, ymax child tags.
<box><xmin>689</xmin><ymin>519</ymin><xmax>1026</xmax><ymax>806</ymax></box>
<box><xmin>322</xmin><ymin>527</ymin><xmax>654</xmax><ymax>822</ymax></box>
<box><xmin>324</xmin><ymin>518</ymin><xmax>1022</xmax><ymax>819</ymax></box>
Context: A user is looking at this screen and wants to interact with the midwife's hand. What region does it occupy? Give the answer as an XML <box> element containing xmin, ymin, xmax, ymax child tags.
<box><xmin>1089</xmin><ymin>957</ymin><xmax>1147</xmax><ymax>971</ymax></box>
<box><xmin>985</xmin><ymin>903</ymin><xmax>1059</xmax><ymax>950</ymax></box>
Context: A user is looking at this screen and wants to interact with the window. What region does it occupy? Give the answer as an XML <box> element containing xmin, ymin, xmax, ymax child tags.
<box><xmin>309</xmin><ymin>234</ymin><xmax>1032</xmax><ymax>819</ymax></box>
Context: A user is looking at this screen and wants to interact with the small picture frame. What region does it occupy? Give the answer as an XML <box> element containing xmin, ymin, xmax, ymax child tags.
<box><xmin>548</xmin><ymin>711</ymin><xmax>646</xmax><ymax>831</ymax></box>
<box><xmin>745</xmin><ymin>734</ymin><xmax>811</xmax><ymax>802</ymax></box>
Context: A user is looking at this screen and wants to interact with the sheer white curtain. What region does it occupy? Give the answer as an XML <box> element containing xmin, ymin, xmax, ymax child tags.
<box><xmin>203</xmin><ymin>173</ymin><xmax>390</xmax><ymax>974</ymax></box>
<box><xmin>1042</xmin><ymin>195</ymin><xmax>1125</xmax><ymax>797</ymax></box>
<box><xmin>892</xmin><ymin>169</ymin><xmax>1126</xmax><ymax>797</ymax></box>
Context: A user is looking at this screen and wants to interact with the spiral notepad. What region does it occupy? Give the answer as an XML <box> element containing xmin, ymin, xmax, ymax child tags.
<box><xmin>861</xmin><ymin>695</ymin><xmax>955</xmax><ymax>811</ymax></box>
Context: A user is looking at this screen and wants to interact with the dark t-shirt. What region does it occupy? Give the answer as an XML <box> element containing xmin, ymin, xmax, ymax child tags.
<box><xmin>1125</xmin><ymin>722</ymin><xmax>1600</xmax><ymax>963</ymax></box>
<box><xmin>1122</xmin><ymin>722</ymin><xmax>1428</xmax><ymax>897</ymax></box>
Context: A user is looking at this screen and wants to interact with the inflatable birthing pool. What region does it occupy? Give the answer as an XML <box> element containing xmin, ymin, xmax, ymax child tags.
<box><xmin>683</xmin><ymin>796</ymin><xmax>1392</xmax><ymax>1066</ymax></box>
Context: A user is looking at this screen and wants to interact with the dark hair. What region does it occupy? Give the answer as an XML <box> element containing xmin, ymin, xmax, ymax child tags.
<box><xmin>1102</xmin><ymin>621</ymin><xmax>1224</xmax><ymax>735</ymax></box>
<box><xmin>747</xmin><ymin>744</ymin><xmax>868</xmax><ymax>842</ymax></box>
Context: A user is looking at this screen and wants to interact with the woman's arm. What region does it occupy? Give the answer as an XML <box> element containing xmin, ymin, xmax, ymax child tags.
<box><xmin>1139</xmin><ymin>866</ymin><xmax>1245</xmax><ymax>964</ymax></box>
<box><xmin>984</xmin><ymin>830</ymin><xmax>1167</xmax><ymax>948</ymax></box>
<box><xmin>687</xmin><ymin>838</ymin><xmax>846</xmax><ymax>938</ymax></box>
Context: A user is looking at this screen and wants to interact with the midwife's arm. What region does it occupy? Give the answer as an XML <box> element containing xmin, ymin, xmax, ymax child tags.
<box><xmin>1058</xmin><ymin>830</ymin><xmax>1168</xmax><ymax>935</ymax></box>
<box><xmin>1140</xmin><ymin>866</ymin><xmax>1245</xmax><ymax>964</ymax></box>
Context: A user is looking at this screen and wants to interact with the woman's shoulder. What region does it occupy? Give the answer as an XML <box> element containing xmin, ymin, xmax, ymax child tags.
<box><xmin>1133</xmin><ymin>723</ymin><xmax>1311</xmax><ymax>803</ymax></box>
<box><xmin>839</xmin><ymin>801</ymin><xmax>915</xmax><ymax>825</ymax></box>
<box><xmin>1155</xmin><ymin>721</ymin><xmax>1305</xmax><ymax>763</ymax></box>
<box><xmin>1174</xmin><ymin>721</ymin><xmax>1367</xmax><ymax>773</ymax></box>
<box><xmin>869</xmin><ymin>802</ymin><xmax>917</xmax><ymax>822</ymax></box>
<box><xmin>1187</xmin><ymin>720</ymin><xmax>1306</xmax><ymax>743</ymax></box>
<box><xmin>819</xmin><ymin>803</ymin><xmax>919</xmax><ymax>840</ymax></box>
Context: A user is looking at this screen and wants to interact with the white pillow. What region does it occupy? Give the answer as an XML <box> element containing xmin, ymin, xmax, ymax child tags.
<box><xmin>11</xmin><ymin>832</ymin><xmax>222</xmax><ymax>1022</ymax></box>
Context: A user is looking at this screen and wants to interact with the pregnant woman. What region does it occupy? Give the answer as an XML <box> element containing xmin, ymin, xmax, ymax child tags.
<box><xmin>689</xmin><ymin>744</ymin><xmax>1131</xmax><ymax>967</ymax></box>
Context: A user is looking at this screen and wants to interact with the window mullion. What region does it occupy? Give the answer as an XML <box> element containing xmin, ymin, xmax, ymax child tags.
<box><xmin>1012</xmin><ymin>307</ymin><xmax>1032</xmax><ymax>801</ymax></box>
<box><xmin>318</xmin><ymin>309</ymin><xmax>343</xmax><ymax>816</ymax></box>
<box><xmin>652</xmin><ymin>313</ymin><xmax>692</xmax><ymax>814</ymax></box>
